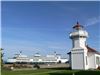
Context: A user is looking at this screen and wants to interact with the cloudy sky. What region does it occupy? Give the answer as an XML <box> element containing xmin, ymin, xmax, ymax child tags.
<box><xmin>2</xmin><ymin>1</ymin><xmax>100</xmax><ymax>60</ymax></box>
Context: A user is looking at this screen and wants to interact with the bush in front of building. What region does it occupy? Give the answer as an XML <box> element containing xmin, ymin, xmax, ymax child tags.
<box><xmin>33</xmin><ymin>64</ymin><xmax>40</xmax><ymax>69</ymax></box>
<box><xmin>97</xmin><ymin>66</ymin><xmax>100</xmax><ymax>70</ymax></box>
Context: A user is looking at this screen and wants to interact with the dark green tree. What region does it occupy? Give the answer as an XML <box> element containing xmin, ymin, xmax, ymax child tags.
<box><xmin>0</xmin><ymin>48</ymin><xmax>4</xmax><ymax>67</ymax></box>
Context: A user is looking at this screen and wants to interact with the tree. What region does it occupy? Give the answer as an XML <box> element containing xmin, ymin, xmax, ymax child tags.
<box><xmin>0</xmin><ymin>48</ymin><xmax>4</xmax><ymax>67</ymax></box>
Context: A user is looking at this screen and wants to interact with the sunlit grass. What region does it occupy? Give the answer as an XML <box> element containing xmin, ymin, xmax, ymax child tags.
<box><xmin>1</xmin><ymin>68</ymin><xmax>100</xmax><ymax>75</ymax></box>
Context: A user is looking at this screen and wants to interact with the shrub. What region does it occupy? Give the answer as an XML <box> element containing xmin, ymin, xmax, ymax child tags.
<box><xmin>33</xmin><ymin>64</ymin><xmax>40</xmax><ymax>69</ymax></box>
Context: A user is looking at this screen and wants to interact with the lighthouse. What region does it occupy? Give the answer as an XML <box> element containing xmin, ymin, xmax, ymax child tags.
<box><xmin>68</xmin><ymin>22</ymin><xmax>100</xmax><ymax>70</ymax></box>
<box><xmin>70</xmin><ymin>22</ymin><xmax>88</xmax><ymax>49</ymax></box>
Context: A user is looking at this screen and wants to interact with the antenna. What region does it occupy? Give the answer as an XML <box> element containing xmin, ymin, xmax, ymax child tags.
<box><xmin>20</xmin><ymin>51</ymin><xmax>22</xmax><ymax>54</ymax></box>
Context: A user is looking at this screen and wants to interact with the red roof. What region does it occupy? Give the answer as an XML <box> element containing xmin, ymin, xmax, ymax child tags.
<box><xmin>73</xmin><ymin>22</ymin><xmax>83</xmax><ymax>28</ymax></box>
<box><xmin>67</xmin><ymin>45</ymin><xmax>100</xmax><ymax>55</ymax></box>
<box><xmin>86</xmin><ymin>45</ymin><xmax>100</xmax><ymax>54</ymax></box>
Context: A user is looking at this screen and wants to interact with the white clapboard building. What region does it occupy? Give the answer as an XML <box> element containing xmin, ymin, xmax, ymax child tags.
<box><xmin>68</xmin><ymin>22</ymin><xmax>100</xmax><ymax>70</ymax></box>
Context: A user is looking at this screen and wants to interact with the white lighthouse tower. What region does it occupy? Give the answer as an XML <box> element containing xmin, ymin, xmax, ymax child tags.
<box><xmin>69</xmin><ymin>22</ymin><xmax>89</xmax><ymax>70</ymax></box>
<box><xmin>68</xmin><ymin>22</ymin><xmax>100</xmax><ymax>70</ymax></box>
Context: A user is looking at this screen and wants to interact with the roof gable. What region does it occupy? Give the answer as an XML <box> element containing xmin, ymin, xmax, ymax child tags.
<box><xmin>67</xmin><ymin>46</ymin><xmax>100</xmax><ymax>55</ymax></box>
<box><xmin>86</xmin><ymin>45</ymin><xmax>100</xmax><ymax>54</ymax></box>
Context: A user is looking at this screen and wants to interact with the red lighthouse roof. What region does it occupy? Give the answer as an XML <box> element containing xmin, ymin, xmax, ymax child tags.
<box><xmin>73</xmin><ymin>22</ymin><xmax>83</xmax><ymax>29</ymax></box>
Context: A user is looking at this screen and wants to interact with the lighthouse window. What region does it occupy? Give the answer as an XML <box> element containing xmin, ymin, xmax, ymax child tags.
<box><xmin>86</xmin><ymin>56</ymin><xmax>88</xmax><ymax>65</ymax></box>
<box><xmin>79</xmin><ymin>36</ymin><xmax>82</xmax><ymax>38</ymax></box>
<box><xmin>79</xmin><ymin>36</ymin><xmax>85</xmax><ymax>38</ymax></box>
<box><xmin>96</xmin><ymin>57</ymin><xmax>99</xmax><ymax>65</ymax></box>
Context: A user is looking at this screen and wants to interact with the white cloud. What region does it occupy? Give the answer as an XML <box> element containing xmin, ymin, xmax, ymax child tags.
<box><xmin>85</xmin><ymin>16</ymin><xmax>100</xmax><ymax>27</ymax></box>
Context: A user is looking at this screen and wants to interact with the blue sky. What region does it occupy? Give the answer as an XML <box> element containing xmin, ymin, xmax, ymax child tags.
<box><xmin>2</xmin><ymin>1</ymin><xmax>100</xmax><ymax>60</ymax></box>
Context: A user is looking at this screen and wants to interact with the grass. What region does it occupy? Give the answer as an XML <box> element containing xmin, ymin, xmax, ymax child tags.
<box><xmin>1</xmin><ymin>68</ymin><xmax>100</xmax><ymax>75</ymax></box>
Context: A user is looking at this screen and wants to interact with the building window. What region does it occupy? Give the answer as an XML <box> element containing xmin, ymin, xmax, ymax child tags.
<box><xmin>96</xmin><ymin>57</ymin><xmax>99</xmax><ymax>65</ymax></box>
<box><xmin>86</xmin><ymin>56</ymin><xmax>88</xmax><ymax>65</ymax></box>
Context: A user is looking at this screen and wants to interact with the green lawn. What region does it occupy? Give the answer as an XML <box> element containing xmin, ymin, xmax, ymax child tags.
<box><xmin>1</xmin><ymin>68</ymin><xmax>100</xmax><ymax>75</ymax></box>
